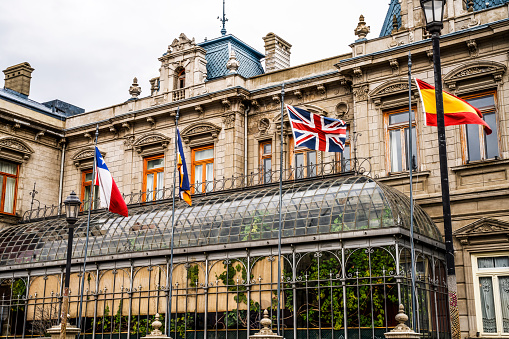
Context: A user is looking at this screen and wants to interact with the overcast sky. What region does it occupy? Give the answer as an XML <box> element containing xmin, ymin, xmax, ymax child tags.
<box><xmin>0</xmin><ymin>1</ymin><xmax>390</xmax><ymax>112</ymax></box>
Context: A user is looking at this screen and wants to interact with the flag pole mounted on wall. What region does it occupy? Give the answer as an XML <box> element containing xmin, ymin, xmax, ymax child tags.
<box><xmin>77</xmin><ymin>124</ymin><xmax>99</xmax><ymax>334</ymax></box>
<box><xmin>167</xmin><ymin>107</ymin><xmax>180</xmax><ymax>337</ymax></box>
<box><xmin>276</xmin><ymin>83</ymin><xmax>285</xmax><ymax>335</ymax></box>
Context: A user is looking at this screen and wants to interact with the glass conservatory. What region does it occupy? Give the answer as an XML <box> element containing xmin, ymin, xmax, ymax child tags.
<box><xmin>0</xmin><ymin>175</ymin><xmax>450</xmax><ymax>339</ymax></box>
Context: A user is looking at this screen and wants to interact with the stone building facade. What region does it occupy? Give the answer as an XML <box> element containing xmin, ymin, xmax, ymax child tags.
<box><xmin>0</xmin><ymin>0</ymin><xmax>508</xmax><ymax>338</ymax></box>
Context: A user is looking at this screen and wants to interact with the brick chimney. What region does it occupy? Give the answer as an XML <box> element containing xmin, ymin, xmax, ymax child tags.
<box><xmin>3</xmin><ymin>62</ymin><xmax>34</xmax><ymax>97</ymax></box>
<box><xmin>263</xmin><ymin>33</ymin><xmax>291</xmax><ymax>72</ymax></box>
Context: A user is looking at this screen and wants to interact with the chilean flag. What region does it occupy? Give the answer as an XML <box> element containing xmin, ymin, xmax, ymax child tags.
<box><xmin>94</xmin><ymin>147</ymin><xmax>128</xmax><ymax>217</ymax></box>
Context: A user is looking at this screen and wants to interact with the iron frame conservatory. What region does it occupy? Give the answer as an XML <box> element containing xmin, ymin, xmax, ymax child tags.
<box><xmin>0</xmin><ymin>175</ymin><xmax>450</xmax><ymax>339</ymax></box>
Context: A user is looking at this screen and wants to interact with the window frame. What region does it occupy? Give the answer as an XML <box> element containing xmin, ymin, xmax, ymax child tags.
<box><xmin>289</xmin><ymin>137</ymin><xmax>317</xmax><ymax>179</ymax></box>
<box><xmin>143</xmin><ymin>154</ymin><xmax>165</xmax><ymax>201</ymax></box>
<box><xmin>80</xmin><ymin>168</ymin><xmax>99</xmax><ymax>210</ymax></box>
<box><xmin>191</xmin><ymin>145</ymin><xmax>214</xmax><ymax>194</ymax></box>
<box><xmin>472</xmin><ymin>253</ymin><xmax>509</xmax><ymax>336</ymax></box>
<box><xmin>460</xmin><ymin>90</ymin><xmax>499</xmax><ymax>164</ymax></box>
<box><xmin>384</xmin><ymin>106</ymin><xmax>418</xmax><ymax>174</ymax></box>
<box><xmin>335</xmin><ymin>124</ymin><xmax>351</xmax><ymax>173</ymax></box>
<box><xmin>0</xmin><ymin>161</ymin><xmax>19</xmax><ymax>215</ymax></box>
<box><xmin>259</xmin><ymin>141</ymin><xmax>272</xmax><ymax>183</ymax></box>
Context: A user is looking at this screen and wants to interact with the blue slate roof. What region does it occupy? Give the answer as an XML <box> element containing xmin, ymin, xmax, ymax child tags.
<box><xmin>470</xmin><ymin>0</ymin><xmax>509</xmax><ymax>11</ymax></box>
<box><xmin>0</xmin><ymin>88</ymin><xmax>67</xmax><ymax>120</ymax></box>
<box><xmin>380</xmin><ymin>0</ymin><xmax>402</xmax><ymax>37</ymax></box>
<box><xmin>198</xmin><ymin>35</ymin><xmax>265</xmax><ymax>80</ymax></box>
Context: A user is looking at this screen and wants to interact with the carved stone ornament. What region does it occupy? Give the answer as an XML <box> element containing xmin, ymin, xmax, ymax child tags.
<box><xmin>72</xmin><ymin>147</ymin><xmax>105</xmax><ymax>169</ymax></box>
<box><xmin>353</xmin><ymin>85</ymin><xmax>369</xmax><ymax>101</ymax></box>
<box><xmin>129</xmin><ymin>77</ymin><xmax>142</xmax><ymax>99</ymax></box>
<box><xmin>389</xmin><ymin>59</ymin><xmax>399</xmax><ymax>71</ymax></box>
<box><xmin>335</xmin><ymin>102</ymin><xmax>349</xmax><ymax>120</ymax></box>
<box><xmin>122</xmin><ymin>122</ymin><xmax>131</xmax><ymax>131</ymax></box>
<box><xmin>369</xmin><ymin>79</ymin><xmax>415</xmax><ymax>105</ymax></box>
<box><xmin>83</xmin><ymin>132</ymin><xmax>93</xmax><ymax>144</ymax></box>
<box><xmin>353</xmin><ymin>67</ymin><xmax>363</xmax><ymax>78</ymax></box>
<box><xmin>0</xmin><ymin>137</ymin><xmax>34</xmax><ymax>162</ymax></box>
<box><xmin>453</xmin><ymin>217</ymin><xmax>509</xmax><ymax>245</ymax></box>
<box><xmin>317</xmin><ymin>84</ymin><xmax>326</xmax><ymax>95</ymax></box>
<box><xmin>467</xmin><ymin>39</ymin><xmax>478</xmax><ymax>57</ymax></box>
<box><xmin>168</xmin><ymin>33</ymin><xmax>196</xmax><ymax>53</ymax></box>
<box><xmin>384</xmin><ymin>304</ymin><xmax>420</xmax><ymax>339</ymax></box>
<box><xmin>132</xmin><ymin>132</ymin><xmax>170</xmax><ymax>155</ymax></box>
<box><xmin>221</xmin><ymin>98</ymin><xmax>231</xmax><ymax>109</ymax></box>
<box><xmin>195</xmin><ymin>105</ymin><xmax>204</xmax><ymax>116</ymax></box>
<box><xmin>293</xmin><ymin>90</ymin><xmax>303</xmax><ymax>99</ymax></box>
<box><xmin>34</xmin><ymin>130</ymin><xmax>45</xmax><ymax>141</ymax></box>
<box><xmin>354</xmin><ymin>14</ymin><xmax>370</xmax><ymax>40</ymax></box>
<box><xmin>426</xmin><ymin>49</ymin><xmax>434</xmax><ymax>63</ymax></box>
<box><xmin>258</xmin><ymin>118</ymin><xmax>271</xmax><ymax>134</ymax></box>
<box><xmin>226</xmin><ymin>43</ymin><xmax>240</xmax><ymax>74</ymax></box>
<box><xmin>124</xmin><ymin>135</ymin><xmax>135</xmax><ymax>150</ymax></box>
<box><xmin>251</xmin><ymin>99</ymin><xmax>259</xmax><ymax>108</ymax></box>
<box><xmin>444</xmin><ymin>61</ymin><xmax>507</xmax><ymax>91</ymax></box>
<box><xmin>180</xmin><ymin>122</ymin><xmax>221</xmax><ymax>145</ymax></box>
<box><xmin>272</xmin><ymin>94</ymin><xmax>281</xmax><ymax>105</ymax></box>
<box><xmin>146</xmin><ymin>117</ymin><xmax>156</xmax><ymax>129</ymax></box>
<box><xmin>250</xmin><ymin>309</ymin><xmax>283</xmax><ymax>338</ymax></box>
<box><xmin>222</xmin><ymin>113</ymin><xmax>236</xmax><ymax>129</ymax></box>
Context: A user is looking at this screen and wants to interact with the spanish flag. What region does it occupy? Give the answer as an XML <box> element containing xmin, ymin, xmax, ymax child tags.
<box><xmin>176</xmin><ymin>129</ymin><xmax>192</xmax><ymax>206</ymax></box>
<box><xmin>415</xmin><ymin>79</ymin><xmax>492</xmax><ymax>135</ymax></box>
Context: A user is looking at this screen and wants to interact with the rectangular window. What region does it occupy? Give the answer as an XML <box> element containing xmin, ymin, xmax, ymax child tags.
<box><xmin>143</xmin><ymin>155</ymin><xmax>164</xmax><ymax>201</ymax></box>
<box><xmin>81</xmin><ymin>169</ymin><xmax>99</xmax><ymax>210</ymax></box>
<box><xmin>473</xmin><ymin>254</ymin><xmax>509</xmax><ymax>335</ymax></box>
<box><xmin>385</xmin><ymin>108</ymin><xmax>417</xmax><ymax>173</ymax></box>
<box><xmin>0</xmin><ymin>160</ymin><xmax>18</xmax><ymax>214</ymax></box>
<box><xmin>462</xmin><ymin>92</ymin><xmax>498</xmax><ymax>163</ymax></box>
<box><xmin>260</xmin><ymin>141</ymin><xmax>272</xmax><ymax>184</ymax></box>
<box><xmin>290</xmin><ymin>137</ymin><xmax>316</xmax><ymax>179</ymax></box>
<box><xmin>192</xmin><ymin>145</ymin><xmax>214</xmax><ymax>193</ymax></box>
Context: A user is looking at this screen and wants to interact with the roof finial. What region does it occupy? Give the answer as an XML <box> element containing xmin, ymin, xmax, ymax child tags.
<box><xmin>217</xmin><ymin>0</ymin><xmax>228</xmax><ymax>36</ymax></box>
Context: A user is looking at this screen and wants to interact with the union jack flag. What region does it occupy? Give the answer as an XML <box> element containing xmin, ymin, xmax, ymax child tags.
<box><xmin>286</xmin><ymin>104</ymin><xmax>347</xmax><ymax>152</ymax></box>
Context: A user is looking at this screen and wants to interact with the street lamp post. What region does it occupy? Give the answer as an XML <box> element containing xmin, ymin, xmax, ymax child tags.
<box><xmin>61</xmin><ymin>191</ymin><xmax>82</xmax><ymax>339</ymax></box>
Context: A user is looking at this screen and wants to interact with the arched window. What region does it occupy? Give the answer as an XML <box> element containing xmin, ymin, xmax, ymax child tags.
<box><xmin>177</xmin><ymin>69</ymin><xmax>185</xmax><ymax>89</ymax></box>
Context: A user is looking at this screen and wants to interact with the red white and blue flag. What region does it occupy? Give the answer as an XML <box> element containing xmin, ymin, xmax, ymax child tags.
<box><xmin>94</xmin><ymin>147</ymin><xmax>128</xmax><ymax>217</ymax></box>
<box><xmin>286</xmin><ymin>104</ymin><xmax>347</xmax><ymax>152</ymax></box>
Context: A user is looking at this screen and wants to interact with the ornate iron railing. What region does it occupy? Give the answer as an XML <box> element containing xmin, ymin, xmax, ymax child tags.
<box><xmin>20</xmin><ymin>158</ymin><xmax>371</xmax><ymax>223</ymax></box>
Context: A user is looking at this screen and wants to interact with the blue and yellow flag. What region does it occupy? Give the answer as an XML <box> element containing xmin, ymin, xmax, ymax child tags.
<box><xmin>177</xmin><ymin>129</ymin><xmax>192</xmax><ymax>206</ymax></box>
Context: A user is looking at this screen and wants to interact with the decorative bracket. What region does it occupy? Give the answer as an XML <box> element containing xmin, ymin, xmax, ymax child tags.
<box><xmin>389</xmin><ymin>59</ymin><xmax>399</xmax><ymax>72</ymax></box>
<box><xmin>35</xmin><ymin>130</ymin><xmax>45</xmax><ymax>141</ymax></box>
<box><xmin>195</xmin><ymin>105</ymin><xmax>204</xmax><ymax>117</ymax></box>
<box><xmin>272</xmin><ymin>94</ymin><xmax>281</xmax><ymax>105</ymax></box>
<box><xmin>122</xmin><ymin>122</ymin><xmax>131</xmax><ymax>131</ymax></box>
<box><xmin>353</xmin><ymin>67</ymin><xmax>363</xmax><ymax>78</ymax></box>
<box><xmin>316</xmin><ymin>84</ymin><xmax>326</xmax><ymax>95</ymax></box>
<box><xmin>467</xmin><ymin>39</ymin><xmax>478</xmax><ymax>57</ymax></box>
<box><xmin>83</xmin><ymin>132</ymin><xmax>92</xmax><ymax>144</ymax></box>
<box><xmin>293</xmin><ymin>90</ymin><xmax>303</xmax><ymax>99</ymax></box>
<box><xmin>146</xmin><ymin>117</ymin><xmax>156</xmax><ymax>129</ymax></box>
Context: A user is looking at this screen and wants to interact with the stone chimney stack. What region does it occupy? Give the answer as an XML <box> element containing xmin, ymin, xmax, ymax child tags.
<box><xmin>263</xmin><ymin>33</ymin><xmax>291</xmax><ymax>72</ymax></box>
<box><xmin>3</xmin><ymin>62</ymin><xmax>34</xmax><ymax>97</ymax></box>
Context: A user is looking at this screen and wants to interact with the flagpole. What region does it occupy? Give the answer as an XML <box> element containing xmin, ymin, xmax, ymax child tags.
<box><xmin>167</xmin><ymin>107</ymin><xmax>179</xmax><ymax>337</ymax></box>
<box><xmin>408</xmin><ymin>52</ymin><xmax>418</xmax><ymax>330</ymax></box>
<box><xmin>77</xmin><ymin>124</ymin><xmax>99</xmax><ymax>334</ymax></box>
<box><xmin>276</xmin><ymin>83</ymin><xmax>284</xmax><ymax>335</ymax></box>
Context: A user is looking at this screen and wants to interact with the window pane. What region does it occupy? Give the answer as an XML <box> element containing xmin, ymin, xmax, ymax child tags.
<box><xmin>466</xmin><ymin>124</ymin><xmax>481</xmax><ymax>162</ymax></box>
<box><xmin>389</xmin><ymin>110</ymin><xmax>415</xmax><ymax>125</ymax></box>
<box><xmin>478</xmin><ymin>257</ymin><xmax>495</xmax><ymax>269</ymax></box>
<box><xmin>155</xmin><ymin>172</ymin><xmax>164</xmax><ymax>200</ymax></box>
<box><xmin>295</xmin><ymin>153</ymin><xmax>304</xmax><ymax>179</ymax></box>
<box><xmin>405</xmin><ymin>127</ymin><xmax>417</xmax><ymax>170</ymax></box>
<box><xmin>390</xmin><ymin>129</ymin><xmax>402</xmax><ymax>172</ymax></box>
<box><xmin>147</xmin><ymin>158</ymin><xmax>164</xmax><ymax>170</ymax></box>
<box><xmin>263</xmin><ymin>158</ymin><xmax>271</xmax><ymax>184</ymax></box>
<box><xmin>307</xmin><ymin>151</ymin><xmax>316</xmax><ymax>177</ymax></box>
<box><xmin>479</xmin><ymin>277</ymin><xmax>497</xmax><ymax>333</ymax></box>
<box><xmin>484</xmin><ymin>113</ymin><xmax>498</xmax><ymax>159</ymax></box>
<box><xmin>263</xmin><ymin>143</ymin><xmax>271</xmax><ymax>155</ymax></box>
<box><xmin>467</xmin><ymin>95</ymin><xmax>495</xmax><ymax>111</ymax></box>
<box><xmin>499</xmin><ymin>276</ymin><xmax>509</xmax><ymax>333</ymax></box>
<box><xmin>205</xmin><ymin>163</ymin><xmax>213</xmax><ymax>192</ymax></box>
<box><xmin>342</xmin><ymin>145</ymin><xmax>351</xmax><ymax>172</ymax></box>
<box><xmin>85</xmin><ymin>172</ymin><xmax>93</xmax><ymax>182</ymax></box>
<box><xmin>4</xmin><ymin>177</ymin><xmax>16</xmax><ymax>213</ymax></box>
<box><xmin>0</xmin><ymin>160</ymin><xmax>17</xmax><ymax>175</ymax></box>
<box><xmin>195</xmin><ymin>148</ymin><xmax>213</xmax><ymax>161</ymax></box>
<box><xmin>84</xmin><ymin>185</ymin><xmax>91</xmax><ymax>210</ymax></box>
<box><xmin>194</xmin><ymin>164</ymin><xmax>203</xmax><ymax>192</ymax></box>
<box><xmin>495</xmin><ymin>257</ymin><xmax>509</xmax><ymax>268</ymax></box>
<box><xmin>146</xmin><ymin>173</ymin><xmax>154</xmax><ymax>201</ymax></box>
<box><xmin>0</xmin><ymin>176</ymin><xmax>3</xmax><ymax>211</ymax></box>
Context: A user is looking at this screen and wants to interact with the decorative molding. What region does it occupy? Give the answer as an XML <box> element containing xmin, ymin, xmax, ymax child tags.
<box><xmin>251</xmin><ymin>100</ymin><xmax>259</xmax><ymax>109</ymax></box>
<box><xmin>258</xmin><ymin>118</ymin><xmax>271</xmax><ymax>135</ymax></box>
<box><xmin>426</xmin><ymin>49</ymin><xmax>434</xmax><ymax>63</ymax></box>
<box><xmin>444</xmin><ymin>60</ymin><xmax>507</xmax><ymax>91</ymax></box>
<box><xmin>123</xmin><ymin>135</ymin><xmax>135</xmax><ymax>150</ymax></box>
<box><xmin>453</xmin><ymin>217</ymin><xmax>509</xmax><ymax>245</ymax></box>
<box><xmin>369</xmin><ymin>79</ymin><xmax>416</xmax><ymax>105</ymax></box>
<box><xmin>180</xmin><ymin>122</ymin><xmax>221</xmax><ymax>146</ymax></box>
<box><xmin>34</xmin><ymin>130</ymin><xmax>45</xmax><ymax>141</ymax></box>
<box><xmin>72</xmin><ymin>147</ymin><xmax>105</xmax><ymax>169</ymax></box>
<box><xmin>0</xmin><ymin>137</ymin><xmax>34</xmax><ymax>162</ymax></box>
<box><xmin>146</xmin><ymin>117</ymin><xmax>156</xmax><ymax>129</ymax></box>
<box><xmin>132</xmin><ymin>132</ymin><xmax>170</xmax><ymax>155</ymax></box>
<box><xmin>222</xmin><ymin>113</ymin><xmax>236</xmax><ymax>129</ymax></box>
<box><xmin>335</xmin><ymin>102</ymin><xmax>350</xmax><ymax>120</ymax></box>
<box><xmin>353</xmin><ymin>85</ymin><xmax>369</xmax><ymax>101</ymax></box>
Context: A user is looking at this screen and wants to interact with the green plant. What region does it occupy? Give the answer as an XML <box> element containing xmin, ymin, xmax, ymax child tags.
<box><xmin>187</xmin><ymin>264</ymin><xmax>199</xmax><ymax>288</ymax></box>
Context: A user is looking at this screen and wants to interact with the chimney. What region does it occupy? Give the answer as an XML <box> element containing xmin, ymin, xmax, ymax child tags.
<box><xmin>263</xmin><ymin>33</ymin><xmax>291</xmax><ymax>72</ymax></box>
<box><xmin>3</xmin><ymin>62</ymin><xmax>34</xmax><ymax>97</ymax></box>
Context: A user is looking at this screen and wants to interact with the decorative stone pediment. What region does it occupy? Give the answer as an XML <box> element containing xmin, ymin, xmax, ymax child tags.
<box><xmin>368</xmin><ymin>79</ymin><xmax>417</xmax><ymax>107</ymax></box>
<box><xmin>444</xmin><ymin>61</ymin><xmax>506</xmax><ymax>92</ymax></box>
<box><xmin>169</xmin><ymin>33</ymin><xmax>196</xmax><ymax>52</ymax></box>
<box><xmin>72</xmin><ymin>147</ymin><xmax>105</xmax><ymax>169</ymax></box>
<box><xmin>180</xmin><ymin>122</ymin><xmax>221</xmax><ymax>147</ymax></box>
<box><xmin>453</xmin><ymin>217</ymin><xmax>509</xmax><ymax>245</ymax></box>
<box><xmin>0</xmin><ymin>137</ymin><xmax>34</xmax><ymax>163</ymax></box>
<box><xmin>132</xmin><ymin>132</ymin><xmax>170</xmax><ymax>156</ymax></box>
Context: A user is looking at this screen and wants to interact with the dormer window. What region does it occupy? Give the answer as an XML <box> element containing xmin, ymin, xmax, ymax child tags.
<box><xmin>178</xmin><ymin>69</ymin><xmax>185</xmax><ymax>89</ymax></box>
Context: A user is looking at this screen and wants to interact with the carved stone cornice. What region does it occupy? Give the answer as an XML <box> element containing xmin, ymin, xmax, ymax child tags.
<box><xmin>132</xmin><ymin>132</ymin><xmax>170</xmax><ymax>155</ymax></box>
<box><xmin>0</xmin><ymin>137</ymin><xmax>34</xmax><ymax>163</ymax></box>
<box><xmin>180</xmin><ymin>122</ymin><xmax>221</xmax><ymax>146</ymax></box>
<box><xmin>72</xmin><ymin>147</ymin><xmax>105</xmax><ymax>169</ymax></box>
<box><xmin>444</xmin><ymin>61</ymin><xmax>507</xmax><ymax>91</ymax></box>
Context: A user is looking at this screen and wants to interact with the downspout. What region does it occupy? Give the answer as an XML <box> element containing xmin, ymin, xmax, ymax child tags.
<box><xmin>244</xmin><ymin>105</ymin><xmax>250</xmax><ymax>185</ymax></box>
<box><xmin>58</xmin><ymin>142</ymin><xmax>66</xmax><ymax>208</ymax></box>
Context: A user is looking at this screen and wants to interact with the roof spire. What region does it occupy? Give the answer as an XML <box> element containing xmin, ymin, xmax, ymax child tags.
<box><xmin>217</xmin><ymin>0</ymin><xmax>228</xmax><ymax>36</ymax></box>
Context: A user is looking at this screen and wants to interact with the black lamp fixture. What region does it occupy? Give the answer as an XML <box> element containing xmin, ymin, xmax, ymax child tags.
<box><xmin>64</xmin><ymin>191</ymin><xmax>81</xmax><ymax>225</ymax></box>
<box><xmin>420</xmin><ymin>0</ymin><xmax>446</xmax><ymax>34</ymax></box>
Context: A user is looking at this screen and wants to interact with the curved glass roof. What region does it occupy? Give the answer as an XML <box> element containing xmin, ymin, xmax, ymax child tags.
<box><xmin>0</xmin><ymin>176</ymin><xmax>442</xmax><ymax>267</ymax></box>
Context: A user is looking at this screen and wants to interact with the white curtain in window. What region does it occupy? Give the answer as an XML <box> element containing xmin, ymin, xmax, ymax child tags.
<box><xmin>195</xmin><ymin>164</ymin><xmax>203</xmax><ymax>193</ymax></box>
<box><xmin>155</xmin><ymin>172</ymin><xmax>164</xmax><ymax>200</ymax></box>
<box><xmin>146</xmin><ymin>173</ymin><xmax>154</xmax><ymax>201</ymax></box>
<box><xmin>479</xmin><ymin>277</ymin><xmax>497</xmax><ymax>333</ymax></box>
<box><xmin>0</xmin><ymin>160</ymin><xmax>17</xmax><ymax>175</ymax></box>
<box><xmin>205</xmin><ymin>163</ymin><xmax>213</xmax><ymax>192</ymax></box>
<box><xmin>500</xmin><ymin>276</ymin><xmax>509</xmax><ymax>333</ymax></box>
<box><xmin>4</xmin><ymin>177</ymin><xmax>16</xmax><ymax>213</ymax></box>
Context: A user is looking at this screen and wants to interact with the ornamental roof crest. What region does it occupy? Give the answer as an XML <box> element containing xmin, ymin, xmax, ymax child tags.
<box><xmin>169</xmin><ymin>33</ymin><xmax>196</xmax><ymax>53</ymax></box>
